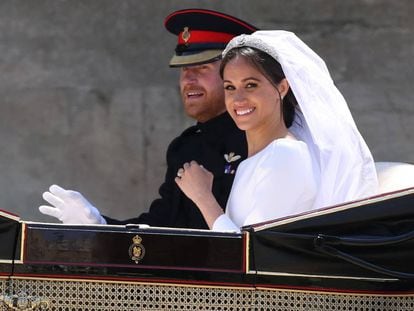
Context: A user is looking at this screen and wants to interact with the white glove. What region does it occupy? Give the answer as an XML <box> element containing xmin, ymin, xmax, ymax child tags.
<box><xmin>38</xmin><ymin>184</ymin><xmax>107</xmax><ymax>224</ymax></box>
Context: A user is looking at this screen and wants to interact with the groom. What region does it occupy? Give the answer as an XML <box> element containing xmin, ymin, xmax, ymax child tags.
<box><xmin>39</xmin><ymin>9</ymin><xmax>257</xmax><ymax>229</ymax></box>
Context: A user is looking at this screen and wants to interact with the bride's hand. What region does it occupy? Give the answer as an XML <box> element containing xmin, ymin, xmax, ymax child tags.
<box><xmin>175</xmin><ymin>160</ymin><xmax>213</xmax><ymax>205</ymax></box>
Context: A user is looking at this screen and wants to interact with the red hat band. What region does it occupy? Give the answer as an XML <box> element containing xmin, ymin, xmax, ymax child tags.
<box><xmin>178</xmin><ymin>29</ymin><xmax>234</xmax><ymax>45</ymax></box>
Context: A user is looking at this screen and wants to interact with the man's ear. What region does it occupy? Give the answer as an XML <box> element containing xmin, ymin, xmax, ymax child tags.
<box><xmin>277</xmin><ymin>79</ymin><xmax>290</xmax><ymax>98</ymax></box>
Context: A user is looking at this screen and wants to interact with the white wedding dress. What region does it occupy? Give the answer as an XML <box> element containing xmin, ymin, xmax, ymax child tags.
<box><xmin>213</xmin><ymin>138</ymin><xmax>317</xmax><ymax>231</ymax></box>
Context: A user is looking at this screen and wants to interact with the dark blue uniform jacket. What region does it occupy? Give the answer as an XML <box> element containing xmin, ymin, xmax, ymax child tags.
<box><xmin>105</xmin><ymin>112</ymin><xmax>247</xmax><ymax>229</ymax></box>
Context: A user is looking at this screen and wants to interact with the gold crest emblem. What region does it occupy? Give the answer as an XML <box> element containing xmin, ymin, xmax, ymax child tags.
<box><xmin>128</xmin><ymin>235</ymin><xmax>146</xmax><ymax>264</ymax></box>
<box><xmin>182</xmin><ymin>27</ymin><xmax>191</xmax><ymax>43</ymax></box>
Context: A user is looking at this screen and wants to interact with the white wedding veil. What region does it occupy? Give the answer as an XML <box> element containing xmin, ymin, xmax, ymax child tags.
<box><xmin>223</xmin><ymin>30</ymin><xmax>378</xmax><ymax>209</ymax></box>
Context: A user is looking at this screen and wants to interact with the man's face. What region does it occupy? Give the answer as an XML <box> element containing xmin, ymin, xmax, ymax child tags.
<box><xmin>179</xmin><ymin>60</ymin><xmax>226</xmax><ymax>123</ymax></box>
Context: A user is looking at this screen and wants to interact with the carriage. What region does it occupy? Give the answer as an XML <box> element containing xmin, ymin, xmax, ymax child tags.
<box><xmin>1</xmin><ymin>162</ymin><xmax>413</xmax><ymax>310</ymax></box>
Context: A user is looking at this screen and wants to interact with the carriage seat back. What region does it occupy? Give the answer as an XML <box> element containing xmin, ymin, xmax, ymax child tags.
<box><xmin>375</xmin><ymin>161</ymin><xmax>414</xmax><ymax>194</ymax></box>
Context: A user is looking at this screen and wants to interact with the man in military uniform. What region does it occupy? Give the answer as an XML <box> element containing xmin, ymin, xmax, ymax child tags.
<box><xmin>39</xmin><ymin>9</ymin><xmax>257</xmax><ymax>229</ymax></box>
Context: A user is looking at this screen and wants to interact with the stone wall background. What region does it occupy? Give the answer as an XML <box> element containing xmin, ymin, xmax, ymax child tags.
<box><xmin>0</xmin><ymin>0</ymin><xmax>412</xmax><ymax>222</ymax></box>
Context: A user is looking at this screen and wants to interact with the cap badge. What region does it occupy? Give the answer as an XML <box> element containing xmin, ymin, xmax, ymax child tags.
<box><xmin>182</xmin><ymin>27</ymin><xmax>191</xmax><ymax>43</ymax></box>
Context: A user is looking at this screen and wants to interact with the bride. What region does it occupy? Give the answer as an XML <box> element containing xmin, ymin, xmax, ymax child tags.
<box><xmin>175</xmin><ymin>31</ymin><xmax>378</xmax><ymax>231</ymax></box>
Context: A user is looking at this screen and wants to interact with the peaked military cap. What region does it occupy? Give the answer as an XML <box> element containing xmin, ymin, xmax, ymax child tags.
<box><xmin>165</xmin><ymin>8</ymin><xmax>258</xmax><ymax>67</ymax></box>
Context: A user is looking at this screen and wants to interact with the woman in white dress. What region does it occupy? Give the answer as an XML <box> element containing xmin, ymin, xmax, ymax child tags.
<box><xmin>175</xmin><ymin>31</ymin><xmax>378</xmax><ymax>231</ymax></box>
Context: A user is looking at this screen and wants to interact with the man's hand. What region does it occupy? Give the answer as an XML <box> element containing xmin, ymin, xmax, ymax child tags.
<box><xmin>38</xmin><ymin>184</ymin><xmax>106</xmax><ymax>224</ymax></box>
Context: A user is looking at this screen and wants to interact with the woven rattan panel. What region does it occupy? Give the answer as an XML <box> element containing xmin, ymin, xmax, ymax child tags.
<box><xmin>1</xmin><ymin>278</ymin><xmax>413</xmax><ymax>310</ymax></box>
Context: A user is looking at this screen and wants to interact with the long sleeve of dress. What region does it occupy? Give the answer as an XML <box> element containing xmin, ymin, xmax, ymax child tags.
<box><xmin>212</xmin><ymin>214</ymin><xmax>240</xmax><ymax>232</ymax></box>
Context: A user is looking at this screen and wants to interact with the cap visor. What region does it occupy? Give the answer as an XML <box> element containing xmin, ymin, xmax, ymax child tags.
<box><xmin>169</xmin><ymin>49</ymin><xmax>222</xmax><ymax>67</ymax></box>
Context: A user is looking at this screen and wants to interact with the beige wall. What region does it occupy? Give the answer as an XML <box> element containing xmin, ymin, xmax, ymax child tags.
<box><xmin>0</xmin><ymin>0</ymin><xmax>413</xmax><ymax>221</ymax></box>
